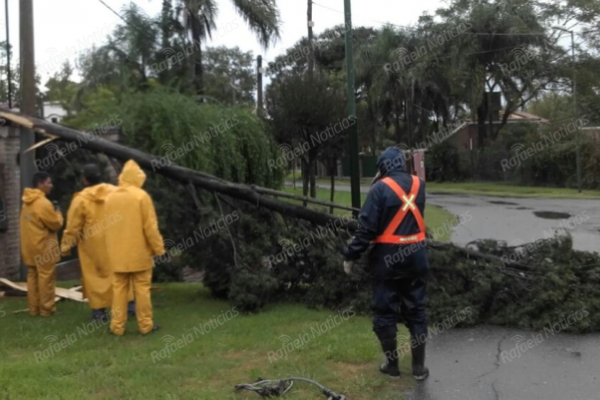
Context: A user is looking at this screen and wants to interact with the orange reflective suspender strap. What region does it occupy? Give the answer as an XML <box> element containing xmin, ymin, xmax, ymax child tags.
<box><xmin>372</xmin><ymin>176</ymin><xmax>426</xmax><ymax>244</ymax></box>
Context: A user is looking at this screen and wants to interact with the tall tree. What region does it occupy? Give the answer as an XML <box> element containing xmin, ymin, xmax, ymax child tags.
<box><xmin>177</xmin><ymin>0</ymin><xmax>280</xmax><ymax>98</ymax></box>
<box><xmin>44</xmin><ymin>61</ymin><xmax>77</xmax><ymax>115</ymax></box>
<box><xmin>203</xmin><ymin>46</ymin><xmax>255</xmax><ymax>105</ymax></box>
<box><xmin>0</xmin><ymin>41</ymin><xmax>19</xmax><ymax>105</ymax></box>
<box><xmin>267</xmin><ymin>71</ymin><xmax>346</xmax><ymax>199</ymax></box>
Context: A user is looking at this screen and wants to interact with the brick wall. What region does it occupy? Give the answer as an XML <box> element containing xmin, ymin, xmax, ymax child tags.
<box><xmin>0</xmin><ymin>124</ymin><xmax>22</xmax><ymax>279</ymax></box>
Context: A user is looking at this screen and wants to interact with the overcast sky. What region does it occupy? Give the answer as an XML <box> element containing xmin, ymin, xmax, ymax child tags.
<box><xmin>2</xmin><ymin>0</ymin><xmax>443</xmax><ymax>83</ymax></box>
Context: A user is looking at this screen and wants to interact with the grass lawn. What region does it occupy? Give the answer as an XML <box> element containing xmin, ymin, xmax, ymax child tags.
<box><xmin>425</xmin><ymin>181</ymin><xmax>600</xmax><ymax>199</ymax></box>
<box><xmin>283</xmin><ymin>187</ymin><xmax>456</xmax><ymax>241</ymax></box>
<box><xmin>301</xmin><ymin>176</ymin><xmax>600</xmax><ymax>200</ymax></box>
<box><xmin>0</xmin><ymin>284</ymin><xmax>415</xmax><ymax>400</ymax></box>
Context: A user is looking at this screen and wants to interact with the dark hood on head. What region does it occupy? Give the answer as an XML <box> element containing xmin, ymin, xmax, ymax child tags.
<box><xmin>376</xmin><ymin>147</ymin><xmax>406</xmax><ymax>176</ymax></box>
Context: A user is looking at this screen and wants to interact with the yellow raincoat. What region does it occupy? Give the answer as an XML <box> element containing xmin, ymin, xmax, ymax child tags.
<box><xmin>60</xmin><ymin>183</ymin><xmax>118</xmax><ymax>310</ymax></box>
<box><xmin>20</xmin><ymin>188</ymin><xmax>64</xmax><ymax>316</ymax></box>
<box><xmin>105</xmin><ymin>160</ymin><xmax>165</xmax><ymax>335</ymax></box>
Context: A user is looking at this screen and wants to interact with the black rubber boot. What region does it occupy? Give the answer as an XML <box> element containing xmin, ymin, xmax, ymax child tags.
<box><xmin>92</xmin><ymin>308</ymin><xmax>108</xmax><ymax>323</ymax></box>
<box><xmin>142</xmin><ymin>324</ymin><xmax>160</xmax><ymax>336</ymax></box>
<box><xmin>378</xmin><ymin>339</ymin><xmax>400</xmax><ymax>378</ymax></box>
<box><xmin>411</xmin><ymin>337</ymin><xmax>429</xmax><ymax>381</ymax></box>
<box><xmin>127</xmin><ymin>301</ymin><xmax>136</xmax><ymax>317</ymax></box>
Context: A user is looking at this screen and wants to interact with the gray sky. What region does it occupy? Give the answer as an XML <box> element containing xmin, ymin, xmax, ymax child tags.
<box><xmin>2</xmin><ymin>0</ymin><xmax>443</xmax><ymax>83</ymax></box>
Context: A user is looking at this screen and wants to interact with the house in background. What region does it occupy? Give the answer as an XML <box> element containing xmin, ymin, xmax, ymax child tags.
<box><xmin>42</xmin><ymin>101</ymin><xmax>68</xmax><ymax>123</ymax></box>
<box><xmin>0</xmin><ymin>101</ymin><xmax>69</xmax><ymax>124</ymax></box>
<box><xmin>453</xmin><ymin>110</ymin><xmax>549</xmax><ymax>152</ymax></box>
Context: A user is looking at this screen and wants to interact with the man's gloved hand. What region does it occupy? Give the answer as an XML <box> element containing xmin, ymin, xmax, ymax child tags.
<box><xmin>343</xmin><ymin>260</ymin><xmax>355</xmax><ymax>276</ymax></box>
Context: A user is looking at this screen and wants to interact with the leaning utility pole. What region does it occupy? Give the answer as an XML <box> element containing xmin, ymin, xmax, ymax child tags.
<box><xmin>20</xmin><ymin>0</ymin><xmax>37</xmax><ymax>280</ymax></box>
<box><xmin>343</xmin><ymin>0</ymin><xmax>361</xmax><ymax>216</ymax></box>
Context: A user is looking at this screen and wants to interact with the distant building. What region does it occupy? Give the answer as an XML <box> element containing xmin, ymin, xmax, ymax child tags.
<box><xmin>453</xmin><ymin>110</ymin><xmax>549</xmax><ymax>151</ymax></box>
<box><xmin>42</xmin><ymin>101</ymin><xmax>68</xmax><ymax>123</ymax></box>
<box><xmin>0</xmin><ymin>101</ymin><xmax>69</xmax><ymax>124</ymax></box>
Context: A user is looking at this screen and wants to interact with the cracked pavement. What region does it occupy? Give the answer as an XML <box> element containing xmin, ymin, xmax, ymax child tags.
<box><xmin>403</xmin><ymin>326</ymin><xmax>600</xmax><ymax>400</ymax></box>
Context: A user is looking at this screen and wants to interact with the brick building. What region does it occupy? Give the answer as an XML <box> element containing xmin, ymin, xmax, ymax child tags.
<box><xmin>453</xmin><ymin>110</ymin><xmax>549</xmax><ymax>151</ymax></box>
<box><xmin>0</xmin><ymin>120</ymin><xmax>22</xmax><ymax>279</ymax></box>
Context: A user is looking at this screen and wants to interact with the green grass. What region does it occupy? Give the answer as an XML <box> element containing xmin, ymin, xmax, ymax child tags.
<box><xmin>295</xmin><ymin>176</ymin><xmax>600</xmax><ymax>200</ymax></box>
<box><xmin>283</xmin><ymin>187</ymin><xmax>456</xmax><ymax>241</ymax></box>
<box><xmin>425</xmin><ymin>181</ymin><xmax>600</xmax><ymax>199</ymax></box>
<box><xmin>0</xmin><ymin>284</ymin><xmax>414</xmax><ymax>400</ymax></box>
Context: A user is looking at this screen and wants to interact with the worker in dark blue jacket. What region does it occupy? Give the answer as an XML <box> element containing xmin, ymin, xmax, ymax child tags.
<box><xmin>343</xmin><ymin>146</ymin><xmax>429</xmax><ymax>380</ymax></box>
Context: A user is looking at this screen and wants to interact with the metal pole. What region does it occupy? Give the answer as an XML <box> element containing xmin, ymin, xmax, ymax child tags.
<box><xmin>256</xmin><ymin>55</ymin><xmax>263</xmax><ymax>116</ymax></box>
<box><xmin>307</xmin><ymin>0</ymin><xmax>314</xmax><ymax>83</ymax></box>
<box><xmin>554</xmin><ymin>26</ymin><xmax>581</xmax><ymax>193</ymax></box>
<box><xmin>20</xmin><ymin>0</ymin><xmax>37</xmax><ymax>280</ymax></box>
<box><xmin>343</xmin><ymin>0</ymin><xmax>361</xmax><ymax>216</ymax></box>
<box><xmin>5</xmin><ymin>0</ymin><xmax>11</xmax><ymax>108</ymax></box>
<box><xmin>571</xmin><ymin>31</ymin><xmax>581</xmax><ymax>193</ymax></box>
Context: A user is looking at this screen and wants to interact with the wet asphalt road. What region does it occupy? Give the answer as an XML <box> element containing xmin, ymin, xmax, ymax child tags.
<box><xmin>315</xmin><ymin>183</ymin><xmax>600</xmax><ymax>252</ymax></box>
<box><xmin>426</xmin><ymin>192</ymin><xmax>600</xmax><ymax>253</ymax></box>
<box><xmin>403</xmin><ymin>325</ymin><xmax>600</xmax><ymax>400</ymax></box>
<box><xmin>315</xmin><ymin>184</ymin><xmax>600</xmax><ymax>399</ymax></box>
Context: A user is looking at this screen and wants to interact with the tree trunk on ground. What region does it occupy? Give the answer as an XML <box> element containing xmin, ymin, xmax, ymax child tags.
<box><xmin>0</xmin><ymin>107</ymin><xmax>543</xmax><ymax>272</ymax></box>
<box><xmin>0</xmin><ymin>108</ymin><xmax>352</xmax><ymax>230</ymax></box>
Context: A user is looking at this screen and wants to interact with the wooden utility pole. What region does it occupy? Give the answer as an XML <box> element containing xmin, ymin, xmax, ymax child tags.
<box><xmin>256</xmin><ymin>55</ymin><xmax>263</xmax><ymax>116</ymax></box>
<box><xmin>343</xmin><ymin>0</ymin><xmax>361</xmax><ymax>215</ymax></box>
<box><xmin>19</xmin><ymin>0</ymin><xmax>36</xmax><ymax>280</ymax></box>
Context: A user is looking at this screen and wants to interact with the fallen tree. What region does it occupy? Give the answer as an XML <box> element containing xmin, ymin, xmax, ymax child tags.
<box><xmin>0</xmin><ymin>107</ymin><xmax>538</xmax><ymax>269</ymax></box>
<box><xmin>2</xmin><ymin>107</ymin><xmax>599</xmax><ymax>333</ymax></box>
<box><xmin>0</xmin><ymin>108</ymin><xmax>357</xmax><ymax>230</ymax></box>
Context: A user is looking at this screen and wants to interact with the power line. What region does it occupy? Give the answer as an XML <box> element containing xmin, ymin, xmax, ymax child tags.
<box><xmin>92</xmin><ymin>0</ymin><xmax>175</xmax><ymax>69</ymax></box>
<box><xmin>95</xmin><ymin>0</ymin><xmax>130</xmax><ymax>25</ymax></box>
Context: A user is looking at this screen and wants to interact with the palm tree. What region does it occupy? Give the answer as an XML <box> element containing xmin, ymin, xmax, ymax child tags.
<box><xmin>176</xmin><ymin>0</ymin><xmax>280</xmax><ymax>98</ymax></box>
<box><xmin>356</xmin><ymin>26</ymin><xmax>457</xmax><ymax>147</ymax></box>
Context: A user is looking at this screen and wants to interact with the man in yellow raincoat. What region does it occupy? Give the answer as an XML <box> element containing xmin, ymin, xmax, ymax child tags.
<box><xmin>105</xmin><ymin>160</ymin><xmax>165</xmax><ymax>335</ymax></box>
<box><xmin>20</xmin><ymin>172</ymin><xmax>64</xmax><ymax>317</ymax></box>
<box><xmin>60</xmin><ymin>164</ymin><xmax>120</xmax><ymax>321</ymax></box>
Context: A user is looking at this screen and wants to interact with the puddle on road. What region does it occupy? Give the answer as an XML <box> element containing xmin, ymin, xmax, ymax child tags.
<box><xmin>489</xmin><ymin>200</ymin><xmax>519</xmax><ymax>206</ymax></box>
<box><xmin>534</xmin><ymin>211</ymin><xmax>571</xmax><ymax>220</ymax></box>
<box><xmin>513</xmin><ymin>206</ymin><xmax>531</xmax><ymax>210</ymax></box>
